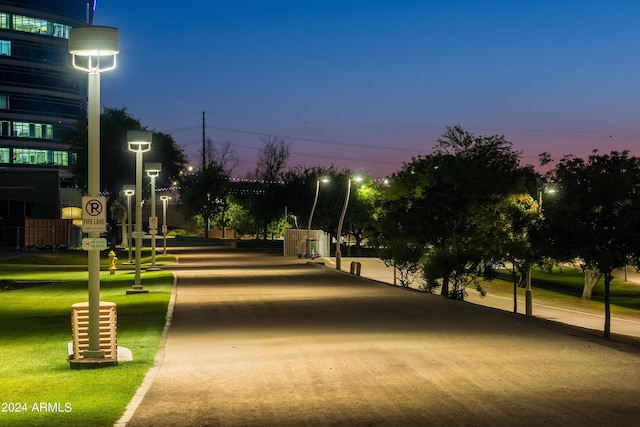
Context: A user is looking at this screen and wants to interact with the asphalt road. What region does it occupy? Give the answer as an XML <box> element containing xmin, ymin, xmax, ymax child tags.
<box><xmin>119</xmin><ymin>248</ymin><xmax>640</xmax><ymax>426</ymax></box>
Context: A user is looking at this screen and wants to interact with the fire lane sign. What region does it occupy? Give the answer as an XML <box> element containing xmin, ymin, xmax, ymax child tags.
<box><xmin>81</xmin><ymin>196</ymin><xmax>107</xmax><ymax>233</ymax></box>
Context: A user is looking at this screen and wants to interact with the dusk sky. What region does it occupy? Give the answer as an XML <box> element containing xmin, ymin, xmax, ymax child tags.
<box><xmin>92</xmin><ymin>1</ymin><xmax>640</xmax><ymax>178</ymax></box>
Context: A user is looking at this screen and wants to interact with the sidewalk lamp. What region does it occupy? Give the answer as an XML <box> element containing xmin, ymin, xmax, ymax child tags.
<box><xmin>123</xmin><ymin>185</ymin><xmax>135</xmax><ymax>264</ymax></box>
<box><xmin>336</xmin><ymin>176</ymin><xmax>361</xmax><ymax>270</ymax></box>
<box><xmin>69</xmin><ymin>26</ymin><xmax>119</xmax><ymax>361</ymax></box>
<box><xmin>160</xmin><ymin>194</ymin><xmax>171</xmax><ymax>256</ymax></box>
<box><xmin>306</xmin><ymin>177</ymin><xmax>328</xmax><ymax>257</ymax></box>
<box><xmin>145</xmin><ymin>162</ymin><xmax>162</xmax><ymax>271</ymax></box>
<box><xmin>127</xmin><ymin>130</ymin><xmax>152</xmax><ymax>294</ymax></box>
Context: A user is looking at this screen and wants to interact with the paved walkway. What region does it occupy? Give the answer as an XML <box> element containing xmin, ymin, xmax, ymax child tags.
<box><xmin>119</xmin><ymin>248</ymin><xmax>640</xmax><ymax>426</ymax></box>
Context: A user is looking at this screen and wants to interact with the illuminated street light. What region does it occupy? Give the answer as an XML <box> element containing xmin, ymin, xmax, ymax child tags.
<box><xmin>123</xmin><ymin>185</ymin><xmax>135</xmax><ymax>264</ymax></box>
<box><xmin>145</xmin><ymin>162</ymin><xmax>162</xmax><ymax>271</ymax></box>
<box><xmin>127</xmin><ymin>130</ymin><xmax>152</xmax><ymax>294</ymax></box>
<box><xmin>160</xmin><ymin>194</ymin><xmax>171</xmax><ymax>256</ymax></box>
<box><xmin>306</xmin><ymin>177</ymin><xmax>328</xmax><ymax>257</ymax></box>
<box><xmin>69</xmin><ymin>26</ymin><xmax>119</xmax><ymax>361</ymax></box>
<box><xmin>336</xmin><ymin>176</ymin><xmax>362</xmax><ymax>270</ymax></box>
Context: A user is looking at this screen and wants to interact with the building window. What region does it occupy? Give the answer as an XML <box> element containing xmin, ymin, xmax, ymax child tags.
<box><xmin>0</xmin><ymin>121</ymin><xmax>8</xmax><ymax>136</ymax></box>
<box><xmin>12</xmin><ymin>148</ymin><xmax>67</xmax><ymax>166</ymax></box>
<box><xmin>0</xmin><ymin>40</ymin><xmax>9</xmax><ymax>56</ymax></box>
<box><xmin>0</xmin><ymin>95</ymin><xmax>8</xmax><ymax>109</ymax></box>
<box><xmin>0</xmin><ymin>148</ymin><xmax>9</xmax><ymax>164</ymax></box>
<box><xmin>53</xmin><ymin>23</ymin><xmax>70</xmax><ymax>39</ymax></box>
<box><xmin>10</xmin><ymin>14</ymin><xmax>70</xmax><ymax>39</ymax></box>
<box><xmin>53</xmin><ymin>151</ymin><xmax>68</xmax><ymax>166</ymax></box>
<box><xmin>13</xmin><ymin>15</ymin><xmax>48</xmax><ymax>35</ymax></box>
<box><xmin>11</xmin><ymin>122</ymin><xmax>53</xmax><ymax>139</ymax></box>
<box><xmin>0</xmin><ymin>13</ymin><xmax>8</xmax><ymax>29</ymax></box>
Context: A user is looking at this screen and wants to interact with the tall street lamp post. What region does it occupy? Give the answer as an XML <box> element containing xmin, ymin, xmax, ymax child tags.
<box><xmin>160</xmin><ymin>194</ymin><xmax>171</xmax><ymax>256</ymax></box>
<box><xmin>145</xmin><ymin>162</ymin><xmax>162</xmax><ymax>270</ymax></box>
<box><xmin>306</xmin><ymin>177</ymin><xmax>328</xmax><ymax>257</ymax></box>
<box><xmin>123</xmin><ymin>185</ymin><xmax>135</xmax><ymax>264</ymax></box>
<box><xmin>525</xmin><ymin>184</ymin><xmax>557</xmax><ymax>316</ymax></box>
<box><xmin>69</xmin><ymin>26</ymin><xmax>119</xmax><ymax>360</ymax></box>
<box><xmin>127</xmin><ymin>130</ymin><xmax>152</xmax><ymax>294</ymax></box>
<box><xmin>335</xmin><ymin>176</ymin><xmax>361</xmax><ymax>270</ymax></box>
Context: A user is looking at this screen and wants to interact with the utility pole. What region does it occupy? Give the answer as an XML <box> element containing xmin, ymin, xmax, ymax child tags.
<box><xmin>202</xmin><ymin>111</ymin><xmax>206</xmax><ymax>171</ymax></box>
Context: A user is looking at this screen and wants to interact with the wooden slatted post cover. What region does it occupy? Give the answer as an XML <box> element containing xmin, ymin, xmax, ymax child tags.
<box><xmin>70</xmin><ymin>302</ymin><xmax>117</xmax><ymax>361</ymax></box>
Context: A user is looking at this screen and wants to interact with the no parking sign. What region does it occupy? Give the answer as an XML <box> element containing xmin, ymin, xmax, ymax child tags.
<box><xmin>81</xmin><ymin>196</ymin><xmax>107</xmax><ymax>233</ymax></box>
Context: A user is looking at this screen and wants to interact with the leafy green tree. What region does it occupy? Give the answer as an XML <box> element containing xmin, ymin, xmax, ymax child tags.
<box><xmin>225</xmin><ymin>196</ymin><xmax>258</xmax><ymax>238</ymax></box>
<box><xmin>379</xmin><ymin>125</ymin><xmax>527</xmax><ymax>299</ymax></box>
<box><xmin>179</xmin><ymin>163</ymin><xmax>230</xmax><ymax>237</ymax></box>
<box><xmin>542</xmin><ymin>150</ymin><xmax>640</xmax><ymax>337</ymax></box>
<box><xmin>344</xmin><ymin>177</ymin><xmax>379</xmax><ymax>256</ymax></box>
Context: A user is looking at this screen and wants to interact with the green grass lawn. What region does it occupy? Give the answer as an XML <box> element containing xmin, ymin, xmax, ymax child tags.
<box><xmin>0</xmin><ymin>249</ymin><xmax>173</xmax><ymax>427</ymax></box>
<box><xmin>491</xmin><ymin>266</ymin><xmax>640</xmax><ymax>319</ymax></box>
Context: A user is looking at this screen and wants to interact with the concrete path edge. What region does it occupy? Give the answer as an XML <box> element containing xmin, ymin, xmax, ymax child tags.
<box><xmin>114</xmin><ymin>272</ymin><xmax>178</xmax><ymax>427</ymax></box>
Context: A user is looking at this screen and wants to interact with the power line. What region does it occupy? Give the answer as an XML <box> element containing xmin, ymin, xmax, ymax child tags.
<box><xmin>205</xmin><ymin>125</ymin><xmax>421</xmax><ymax>152</ymax></box>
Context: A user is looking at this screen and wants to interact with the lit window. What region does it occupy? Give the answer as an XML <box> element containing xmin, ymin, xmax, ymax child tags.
<box><xmin>0</xmin><ymin>40</ymin><xmax>9</xmax><ymax>56</ymax></box>
<box><xmin>0</xmin><ymin>148</ymin><xmax>9</xmax><ymax>163</ymax></box>
<box><xmin>10</xmin><ymin>15</ymin><xmax>70</xmax><ymax>39</ymax></box>
<box><xmin>0</xmin><ymin>95</ymin><xmax>8</xmax><ymax>109</ymax></box>
<box><xmin>13</xmin><ymin>15</ymin><xmax>48</xmax><ymax>35</ymax></box>
<box><xmin>0</xmin><ymin>13</ymin><xmax>8</xmax><ymax>29</ymax></box>
<box><xmin>11</xmin><ymin>122</ymin><xmax>53</xmax><ymax>139</ymax></box>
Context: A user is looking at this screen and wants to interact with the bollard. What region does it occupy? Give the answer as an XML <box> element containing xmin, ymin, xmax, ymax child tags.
<box><xmin>349</xmin><ymin>261</ymin><xmax>362</xmax><ymax>276</ymax></box>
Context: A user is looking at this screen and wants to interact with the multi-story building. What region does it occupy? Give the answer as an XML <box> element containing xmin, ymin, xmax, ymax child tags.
<box><xmin>0</xmin><ymin>0</ymin><xmax>91</xmax><ymax>179</ymax></box>
<box><xmin>0</xmin><ymin>1</ymin><xmax>92</xmax><ymax>245</ymax></box>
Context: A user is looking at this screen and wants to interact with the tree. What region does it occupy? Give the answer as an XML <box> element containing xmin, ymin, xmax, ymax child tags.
<box><xmin>542</xmin><ymin>150</ymin><xmax>640</xmax><ymax>337</ymax></box>
<box><xmin>379</xmin><ymin>125</ymin><xmax>527</xmax><ymax>299</ymax></box>
<box><xmin>344</xmin><ymin>177</ymin><xmax>379</xmax><ymax>256</ymax></box>
<box><xmin>179</xmin><ymin>139</ymin><xmax>237</xmax><ymax>237</ymax></box>
<box><xmin>251</xmin><ymin>136</ymin><xmax>292</xmax><ymax>239</ymax></box>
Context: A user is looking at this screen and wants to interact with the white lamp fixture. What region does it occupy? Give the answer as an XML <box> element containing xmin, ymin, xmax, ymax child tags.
<box><xmin>69</xmin><ymin>26</ymin><xmax>119</xmax><ymax>361</ymax></box>
<box><xmin>127</xmin><ymin>130</ymin><xmax>152</xmax><ymax>293</ymax></box>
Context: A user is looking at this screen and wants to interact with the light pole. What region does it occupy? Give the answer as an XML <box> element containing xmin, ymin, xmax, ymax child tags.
<box><xmin>525</xmin><ymin>183</ymin><xmax>557</xmax><ymax>316</ymax></box>
<box><xmin>145</xmin><ymin>162</ymin><xmax>162</xmax><ymax>271</ymax></box>
<box><xmin>306</xmin><ymin>177</ymin><xmax>328</xmax><ymax>257</ymax></box>
<box><xmin>69</xmin><ymin>26</ymin><xmax>119</xmax><ymax>360</ymax></box>
<box><xmin>160</xmin><ymin>194</ymin><xmax>171</xmax><ymax>256</ymax></box>
<box><xmin>336</xmin><ymin>176</ymin><xmax>361</xmax><ymax>270</ymax></box>
<box><xmin>123</xmin><ymin>185</ymin><xmax>135</xmax><ymax>264</ymax></box>
<box><xmin>127</xmin><ymin>130</ymin><xmax>152</xmax><ymax>294</ymax></box>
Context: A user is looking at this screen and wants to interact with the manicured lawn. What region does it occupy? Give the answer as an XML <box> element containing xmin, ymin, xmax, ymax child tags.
<box><xmin>0</xmin><ymin>249</ymin><xmax>173</xmax><ymax>426</ymax></box>
<box><xmin>492</xmin><ymin>266</ymin><xmax>640</xmax><ymax>319</ymax></box>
